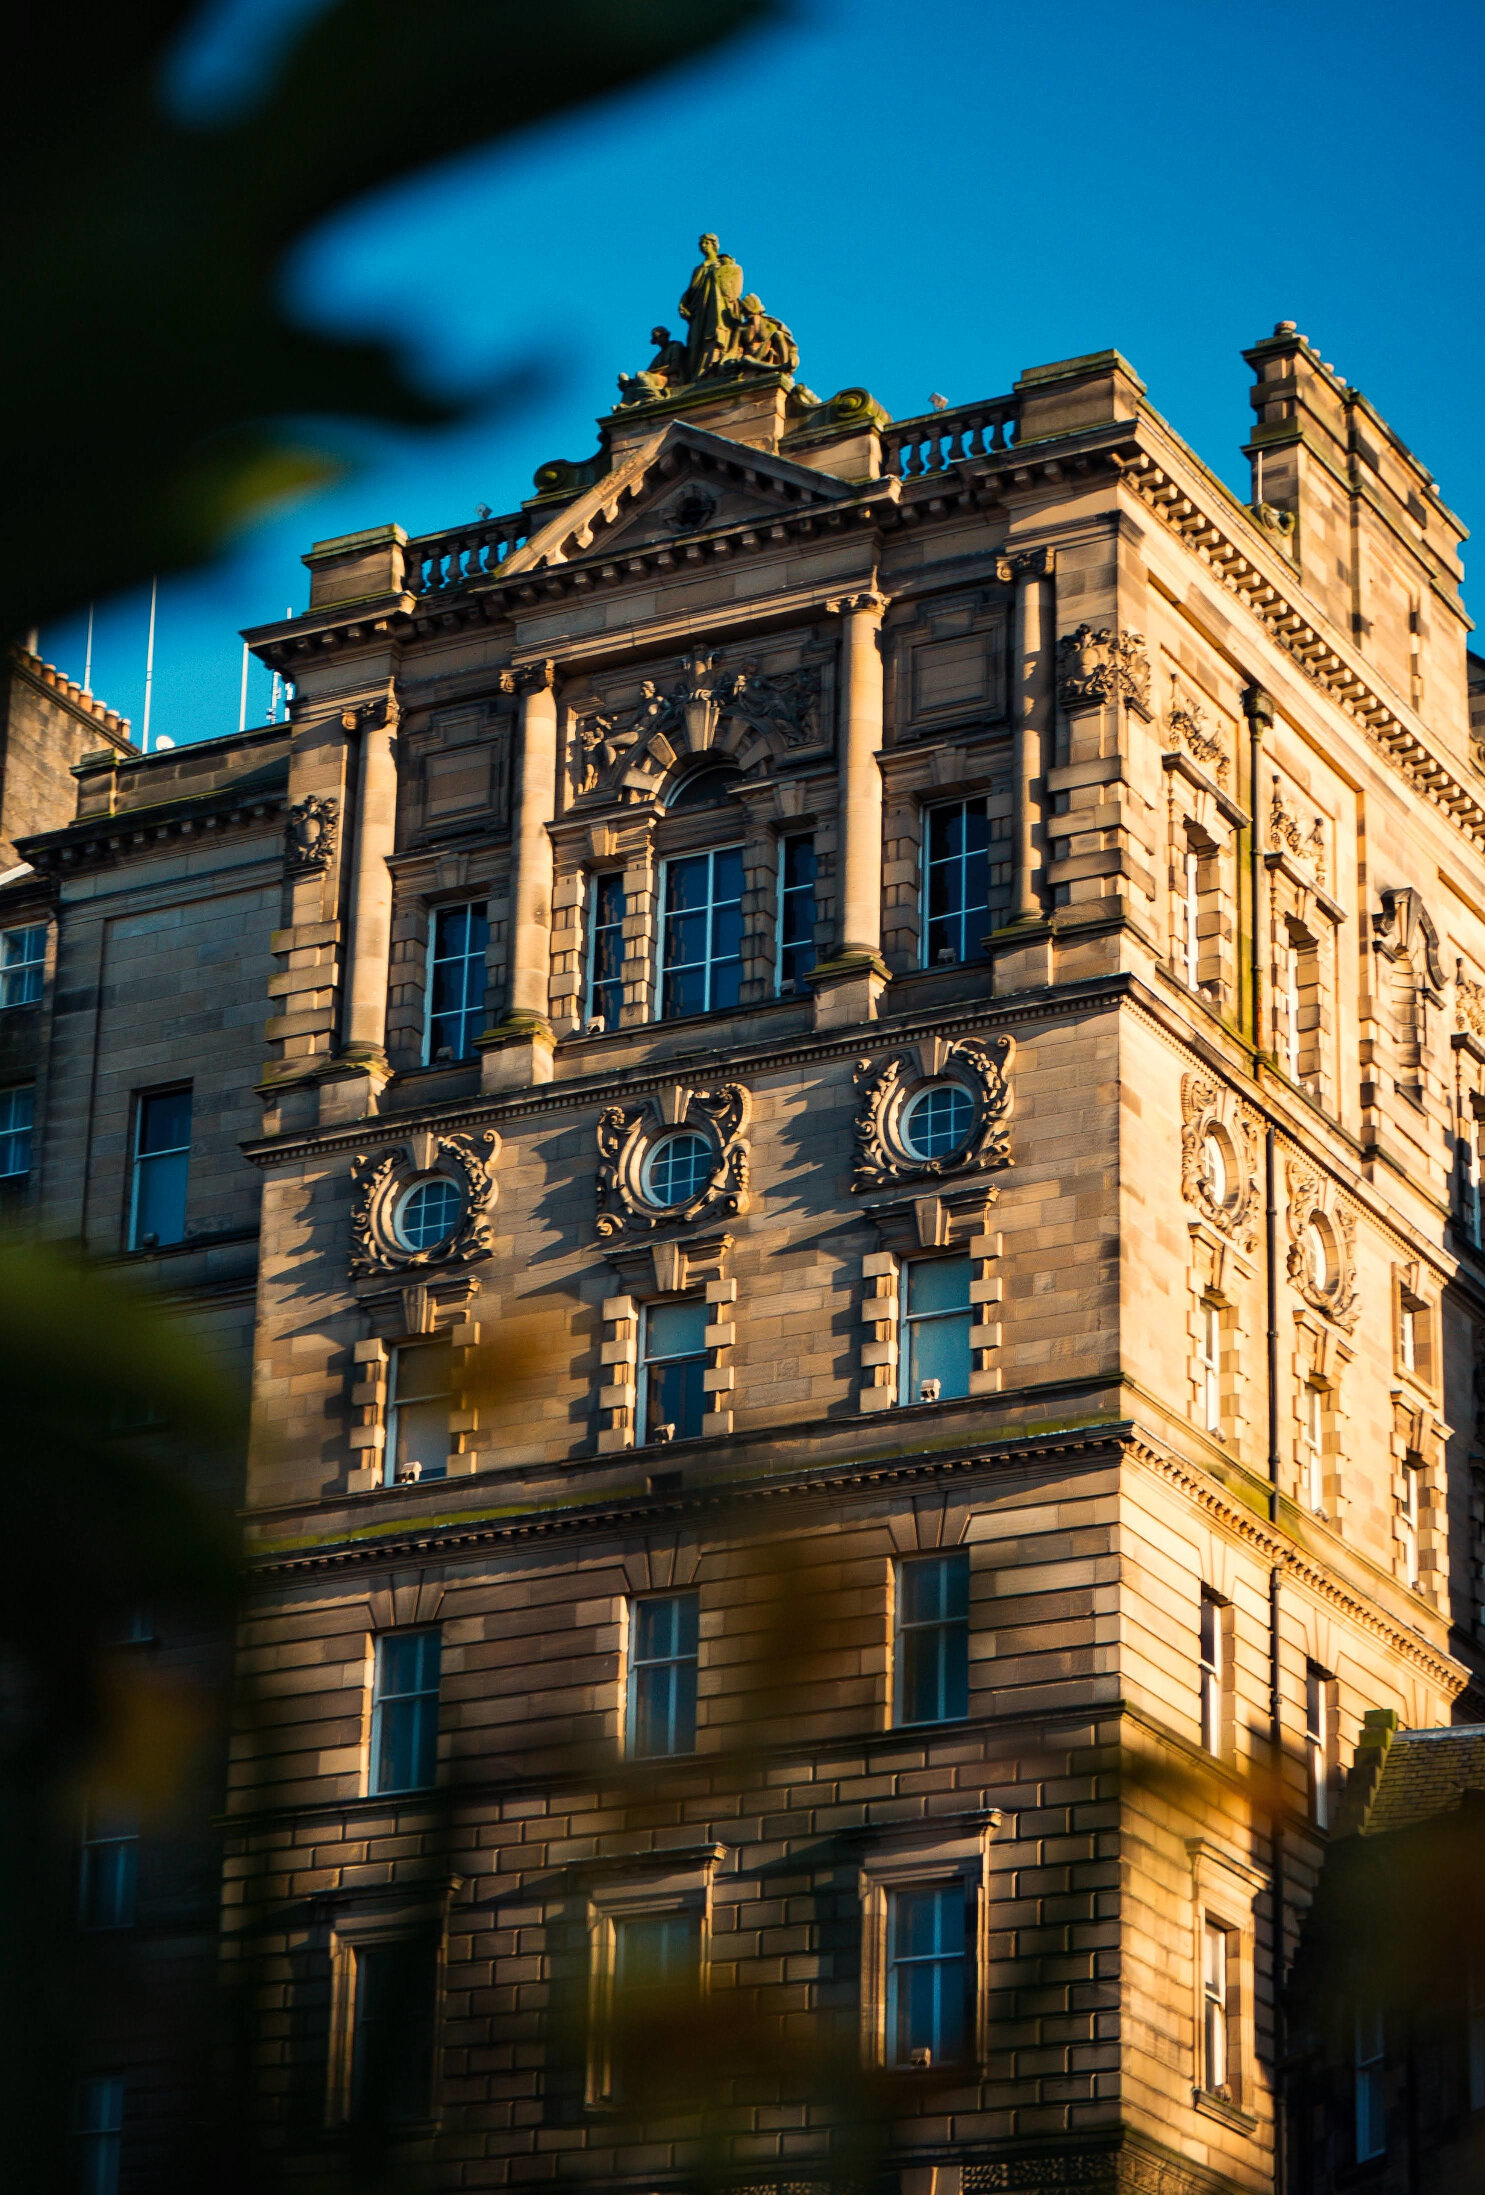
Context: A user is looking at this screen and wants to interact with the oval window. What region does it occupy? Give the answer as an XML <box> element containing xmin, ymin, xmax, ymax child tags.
<box><xmin>1306</xmin><ymin>1215</ymin><xmax>1334</xmax><ymax>1292</ymax></box>
<box><xmin>397</xmin><ymin>1177</ymin><xmax>463</xmax><ymax>1251</ymax></box>
<box><xmin>1200</xmin><ymin>1130</ymin><xmax>1229</xmax><ymax>1207</ymax></box>
<box><xmin>903</xmin><ymin>1083</ymin><xmax>974</xmax><ymax>1161</ymax></box>
<box><xmin>644</xmin><ymin>1131</ymin><xmax>713</xmax><ymax>1207</ymax></box>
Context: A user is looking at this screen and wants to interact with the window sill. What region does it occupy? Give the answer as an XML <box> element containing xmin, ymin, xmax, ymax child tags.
<box><xmin>1192</xmin><ymin>2087</ymin><xmax>1257</xmax><ymax>2135</ymax></box>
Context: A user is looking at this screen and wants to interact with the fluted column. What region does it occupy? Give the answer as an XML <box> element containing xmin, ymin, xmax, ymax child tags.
<box><xmin>342</xmin><ymin>697</ymin><xmax>398</xmax><ymax>1063</ymax></box>
<box><xmin>812</xmin><ymin>593</ymin><xmax>888</xmax><ymax>1030</ymax></box>
<box><xmin>482</xmin><ymin>661</ymin><xmax>558</xmax><ymax>1089</ymax></box>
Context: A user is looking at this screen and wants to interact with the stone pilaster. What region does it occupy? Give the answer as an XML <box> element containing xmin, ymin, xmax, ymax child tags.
<box><xmin>990</xmin><ymin>548</ymin><xmax>1055</xmax><ymax>994</ymax></box>
<box><xmin>812</xmin><ymin>593</ymin><xmax>888</xmax><ymax>1030</ymax></box>
<box><xmin>481</xmin><ymin>663</ymin><xmax>557</xmax><ymax>1090</ymax></box>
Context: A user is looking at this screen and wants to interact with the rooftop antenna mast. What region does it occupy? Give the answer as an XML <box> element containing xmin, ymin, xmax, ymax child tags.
<box><xmin>140</xmin><ymin>577</ymin><xmax>158</xmax><ymax>752</ymax></box>
<box><xmin>239</xmin><ymin>641</ymin><xmax>250</xmax><ymax>734</ymax></box>
<box><xmin>83</xmin><ymin>604</ymin><xmax>94</xmax><ymax>693</ymax></box>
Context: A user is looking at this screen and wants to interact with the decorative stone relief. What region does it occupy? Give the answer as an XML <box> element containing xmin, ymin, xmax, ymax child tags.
<box><xmin>615</xmin><ymin>234</ymin><xmax>799</xmax><ymax>405</ymax></box>
<box><xmin>1268</xmin><ymin>775</ymin><xmax>1328</xmax><ymax>887</ymax></box>
<box><xmin>1285</xmin><ymin>1162</ymin><xmax>1358</xmax><ymax>1330</ymax></box>
<box><xmin>595</xmin><ymin>1083</ymin><xmax>750</xmax><ymax>1238</ymax></box>
<box><xmin>853</xmin><ymin>1036</ymin><xmax>1014</xmax><ymax>1191</ymax></box>
<box><xmin>1457</xmin><ymin>969</ymin><xmax>1485</xmax><ymax>1041</ymax></box>
<box><xmin>572</xmin><ymin>647</ymin><xmax>824</xmax><ymax>799</ymax></box>
<box><xmin>284</xmin><ymin>793</ymin><xmax>338</xmax><ymax>875</ymax></box>
<box><xmin>1056</xmin><ymin>624</ymin><xmax>1150</xmax><ymax>716</ymax></box>
<box><xmin>1165</xmin><ymin>681</ymin><xmax>1229</xmax><ymax>787</ymax></box>
<box><xmin>1179</xmin><ymin>1075</ymin><xmax>1260</xmax><ymax>1251</ymax></box>
<box><xmin>1373</xmin><ymin>886</ymin><xmax>1446</xmax><ymax>991</ymax></box>
<box><xmin>349</xmin><ymin>1130</ymin><xmax>499</xmax><ymax>1279</ymax></box>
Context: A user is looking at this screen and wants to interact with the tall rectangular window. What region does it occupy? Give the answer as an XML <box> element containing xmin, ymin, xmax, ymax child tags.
<box><xmin>894</xmin><ymin>1552</ymin><xmax>970</xmax><ymax>1726</ymax></box>
<box><xmin>77</xmin><ymin>2076</ymin><xmax>125</xmax><ymax>2195</ymax></box>
<box><xmin>1460</xmin><ymin>1127</ymin><xmax>1483</xmax><ymax>1248</ymax></box>
<box><xmin>586</xmin><ymin>873</ymin><xmax>627</xmax><ymax>1031</ymax></box>
<box><xmin>369</xmin><ymin>1628</ymin><xmax>441</xmax><ymax>1795</ymax></box>
<box><xmin>1181</xmin><ymin>843</ymin><xmax>1201</xmax><ymax>988</ymax></box>
<box><xmin>659</xmin><ymin>846</ymin><xmax>744</xmax><ymax>1019</ymax></box>
<box><xmin>923</xmin><ymin>801</ymin><xmax>989</xmax><ymax>968</ymax></box>
<box><xmin>1468</xmin><ymin>1957</ymin><xmax>1485</xmax><ymax>2112</ymax></box>
<box><xmin>79</xmin><ymin>1803</ymin><xmax>138</xmax><ymax>1930</ymax></box>
<box><xmin>626</xmin><ymin>1592</ymin><xmax>699</xmax><ymax>1758</ymax></box>
<box><xmin>1282</xmin><ymin>930</ymin><xmax>1302</xmax><ymax>1080</ymax></box>
<box><xmin>349</xmin><ymin>1937</ymin><xmax>437</xmax><ymax>2126</ymax></box>
<box><xmin>1198</xmin><ymin>1301</ymin><xmax>1222</xmax><ymax>1434</ymax></box>
<box><xmin>0</xmin><ymin>922</ymin><xmax>45</xmax><ymax>1007</ymax></box>
<box><xmin>1399</xmin><ymin>1462</ymin><xmax>1421</xmax><ymax>1588</ymax></box>
<box><xmin>385</xmin><ymin>1339</ymin><xmax>451</xmax><ymax>1485</ymax></box>
<box><xmin>1202</xmin><ymin>1920</ymin><xmax>1230</xmax><ymax>2094</ymax></box>
<box><xmin>1354</xmin><ymin>2003</ymin><xmax>1386</xmax><ymax>2159</ymax></box>
<box><xmin>639</xmin><ymin>1300</ymin><xmax>708</xmax><ymax>1445</ymax></box>
<box><xmin>886</xmin><ymin>1882</ymin><xmax>967</xmax><ymax>2068</ymax></box>
<box><xmin>1199</xmin><ymin>1589</ymin><xmax>1224</xmax><ymax>1755</ymax></box>
<box><xmin>424</xmin><ymin>902</ymin><xmax>488</xmax><ymax>1063</ymax></box>
<box><xmin>776</xmin><ymin>833</ymin><xmax>818</xmax><ymax>993</ymax></box>
<box><xmin>129</xmin><ymin>1087</ymin><xmax>191</xmax><ymax>1249</ymax></box>
<box><xmin>1305</xmin><ymin>1665</ymin><xmax>1332</xmax><ymax>1831</ymax></box>
<box><xmin>612</xmin><ymin>1911</ymin><xmax>700</xmax><ymax>2090</ymax></box>
<box><xmin>899</xmin><ymin>1256</ymin><xmax>971</xmax><ymax>1405</ymax></box>
<box><xmin>0</xmin><ymin>1085</ymin><xmax>34</xmax><ymax>1179</ymax></box>
<box><xmin>1302</xmin><ymin>1383</ymin><xmax>1325</xmax><ymax>1513</ymax></box>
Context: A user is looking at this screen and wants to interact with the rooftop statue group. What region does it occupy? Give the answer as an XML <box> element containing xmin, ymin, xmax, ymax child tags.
<box><xmin>617</xmin><ymin>234</ymin><xmax>799</xmax><ymax>406</ymax></box>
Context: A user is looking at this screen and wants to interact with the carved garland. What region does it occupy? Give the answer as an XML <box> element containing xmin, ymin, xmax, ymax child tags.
<box><xmin>349</xmin><ymin>1131</ymin><xmax>499</xmax><ymax>1279</ymax></box>
<box><xmin>1179</xmin><ymin>1074</ymin><xmax>1260</xmax><ymax>1251</ymax></box>
<box><xmin>1056</xmin><ymin>625</ymin><xmax>1151</xmax><ymax>716</ymax></box>
<box><xmin>595</xmin><ymin>1083</ymin><xmax>750</xmax><ymax>1238</ymax></box>
<box><xmin>1285</xmin><ymin>1161</ymin><xmax>1359</xmax><ymax>1330</ymax></box>
<box><xmin>853</xmin><ymin>1037</ymin><xmax>1014</xmax><ymax>1191</ymax></box>
<box><xmin>1166</xmin><ymin>685</ymin><xmax>1229</xmax><ymax>787</ymax></box>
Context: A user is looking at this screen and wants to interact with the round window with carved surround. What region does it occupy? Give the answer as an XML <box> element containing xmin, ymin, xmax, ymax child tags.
<box><xmin>1306</xmin><ymin>1214</ymin><xmax>1336</xmax><ymax>1293</ymax></box>
<box><xmin>903</xmin><ymin>1083</ymin><xmax>975</xmax><ymax>1161</ymax></box>
<box><xmin>643</xmin><ymin>1132</ymin><xmax>714</xmax><ymax>1208</ymax></box>
<box><xmin>396</xmin><ymin>1177</ymin><xmax>463</xmax><ymax>1251</ymax></box>
<box><xmin>1199</xmin><ymin>1128</ymin><xmax>1231</xmax><ymax>1210</ymax></box>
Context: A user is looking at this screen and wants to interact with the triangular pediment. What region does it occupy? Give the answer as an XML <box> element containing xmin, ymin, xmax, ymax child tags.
<box><xmin>500</xmin><ymin>422</ymin><xmax>853</xmax><ymax>574</ymax></box>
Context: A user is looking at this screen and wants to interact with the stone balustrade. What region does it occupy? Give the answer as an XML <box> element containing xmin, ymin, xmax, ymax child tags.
<box><xmin>408</xmin><ymin>511</ymin><xmax>532</xmax><ymax>596</ymax></box>
<box><xmin>882</xmin><ymin>395</ymin><xmax>1019</xmax><ymax>478</ymax></box>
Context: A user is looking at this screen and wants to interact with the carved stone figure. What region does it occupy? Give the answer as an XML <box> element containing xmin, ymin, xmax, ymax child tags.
<box><xmin>679</xmin><ymin>233</ymin><xmax>746</xmax><ymax>381</ymax></box>
<box><xmin>284</xmin><ymin>793</ymin><xmax>338</xmax><ymax>874</ymax></box>
<box><xmin>571</xmin><ymin>652</ymin><xmax>823</xmax><ymax>799</ymax></box>
<box><xmin>736</xmin><ymin>293</ymin><xmax>799</xmax><ymax>374</ymax></box>
<box><xmin>1056</xmin><ymin>625</ymin><xmax>1150</xmax><ymax>715</ymax></box>
<box><xmin>616</xmin><ymin>325</ymin><xmax>690</xmax><ymax>406</ymax></box>
<box><xmin>595</xmin><ymin>1084</ymin><xmax>750</xmax><ymax>1238</ymax></box>
<box><xmin>853</xmin><ymin>1037</ymin><xmax>1014</xmax><ymax>1191</ymax></box>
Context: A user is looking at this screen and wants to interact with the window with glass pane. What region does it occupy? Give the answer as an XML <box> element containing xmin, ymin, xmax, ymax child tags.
<box><xmin>1305</xmin><ymin>1664</ymin><xmax>1332</xmax><ymax>1830</ymax></box>
<box><xmin>425</xmin><ymin>902</ymin><xmax>489</xmax><ymax>1062</ymax></box>
<box><xmin>587</xmin><ymin>873</ymin><xmax>627</xmax><ymax>1030</ymax></box>
<box><xmin>1355</xmin><ymin>2003</ymin><xmax>1386</xmax><ymax>2159</ymax></box>
<box><xmin>77</xmin><ymin>2076</ymin><xmax>125</xmax><ymax>2195</ymax></box>
<box><xmin>886</xmin><ymin>1882</ymin><xmax>968</xmax><ymax>2068</ymax></box>
<box><xmin>349</xmin><ymin>1936</ymin><xmax>437</xmax><ymax>2126</ymax></box>
<box><xmin>894</xmin><ymin>1552</ymin><xmax>969</xmax><ymax>1725</ymax></box>
<box><xmin>1202</xmin><ymin>1921</ymin><xmax>1229</xmax><ymax>2092</ymax></box>
<box><xmin>370</xmin><ymin>1628</ymin><xmax>441</xmax><ymax>1794</ymax></box>
<box><xmin>659</xmin><ymin>846</ymin><xmax>744</xmax><ymax>1019</ymax></box>
<box><xmin>79</xmin><ymin>1802</ymin><xmax>138</xmax><ymax>1930</ymax></box>
<box><xmin>0</xmin><ymin>922</ymin><xmax>45</xmax><ymax>1007</ymax></box>
<box><xmin>0</xmin><ymin>1084</ymin><xmax>33</xmax><ymax>1178</ymax></box>
<box><xmin>645</xmin><ymin>1133</ymin><xmax>712</xmax><ymax>1209</ymax></box>
<box><xmin>627</xmin><ymin>1592</ymin><xmax>699</xmax><ymax>1757</ymax></box>
<box><xmin>613</xmin><ymin>1911</ymin><xmax>700</xmax><ymax>2088</ymax></box>
<box><xmin>640</xmin><ymin>1300</ymin><xmax>708</xmax><ymax>1443</ymax></box>
<box><xmin>1199</xmin><ymin>1589</ymin><xmax>1223</xmax><ymax>1754</ymax></box>
<box><xmin>777</xmin><ymin>833</ymin><xmax>818</xmax><ymax>992</ymax></box>
<box><xmin>899</xmin><ymin>1257</ymin><xmax>971</xmax><ymax>1405</ymax></box>
<box><xmin>923</xmin><ymin>801</ymin><xmax>990</xmax><ymax>968</ymax></box>
<box><xmin>129</xmin><ymin>1088</ymin><xmax>190</xmax><ymax>1248</ymax></box>
<box><xmin>386</xmin><ymin>1340</ymin><xmax>451</xmax><ymax>1484</ymax></box>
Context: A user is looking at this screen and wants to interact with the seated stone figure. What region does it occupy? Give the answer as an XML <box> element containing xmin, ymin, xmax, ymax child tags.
<box><xmin>736</xmin><ymin>294</ymin><xmax>799</xmax><ymax>374</ymax></box>
<box><xmin>616</xmin><ymin>325</ymin><xmax>689</xmax><ymax>405</ymax></box>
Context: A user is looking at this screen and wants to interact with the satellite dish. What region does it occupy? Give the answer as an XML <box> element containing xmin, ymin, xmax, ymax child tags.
<box><xmin>154</xmin><ymin>736</ymin><xmax>175</xmax><ymax>750</ymax></box>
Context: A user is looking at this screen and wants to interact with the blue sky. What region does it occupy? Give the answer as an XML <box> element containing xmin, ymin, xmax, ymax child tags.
<box><xmin>43</xmin><ymin>0</ymin><xmax>1484</xmax><ymax>748</ymax></box>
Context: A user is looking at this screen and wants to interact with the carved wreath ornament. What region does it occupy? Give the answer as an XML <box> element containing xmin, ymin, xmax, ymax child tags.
<box><xmin>1179</xmin><ymin>1075</ymin><xmax>1259</xmax><ymax>1251</ymax></box>
<box><xmin>1055</xmin><ymin>625</ymin><xmax>1150</xmax><ymax>716</ymax></box>
<box><xmin>595</xmin><ymin>1082</ymin><xmax>750</xmax><ymax>1238</ymax></box>
<box><xmin>284</xmin><ymin>793</ymin><xmax>338</xmax><ymax>875</ymax></box>
<box><xmin>1285</xmin><ymin>1162</ymin><xmax>1358</xmax><ymax>1331</ymax></box>
<box><xmin>349</xmin><ymin>1129</ymin><xmax>500</xmax><ymax>1278</ymax></box>
<box><xmin>853</xmin><ymin>1037</ymin><xmax>1014</xmax><ymax>1191</ymax></box>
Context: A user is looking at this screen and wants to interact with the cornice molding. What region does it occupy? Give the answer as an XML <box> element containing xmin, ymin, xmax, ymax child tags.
<box><xmin>23</xmin><ymin>786</ymin><xmax>287</xmax><ymax>875</ymax></box>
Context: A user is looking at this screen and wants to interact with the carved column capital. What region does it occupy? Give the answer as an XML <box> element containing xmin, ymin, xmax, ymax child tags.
<box><xmin>995</xmin><ymin>545</ymin><xmax>1056</xmax><ymax>582</ymax></box>
<box><xmin>825</xmin><ymin>590</ymin><xmax>887</xmax><ymax>620</ymax></box>
<box><xmin>499</xmin><ymin>659</ymin><xmax>557</xmax><ymax>698</ymax></box>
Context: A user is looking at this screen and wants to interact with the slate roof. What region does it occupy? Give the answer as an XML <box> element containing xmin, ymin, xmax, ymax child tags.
<box><xmin>1360</xmin><ymin>1724</ymin><xmax>1485</xmax><ymax>1835</ymax></box>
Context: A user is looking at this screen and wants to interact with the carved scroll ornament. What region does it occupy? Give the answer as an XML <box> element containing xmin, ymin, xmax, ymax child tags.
<box><xmin>595</xmin><ymin>1083</ymin><xmax>750</xmax><ymax>1238</ymax></box>
<box><xmin>1268</xmin><ymin>776</ymin><xmax>1328</xmax><ymax>888</ymax></box>
<box><xmin>1179</xmin><ymin>1074</ymin><xmax>1259</xmax><ymax>1250</ymax></box>
<box><xmin>349</xmin><ymin>1130</ymin><xmax>499</xmax><ymax>1279</ymax></box>
<box><xmin>1056</xmin><ymin>625</ymin><xmax>1150</xmax><ymax>715</ymax></box>
<box><xmin>1166</xmin><ymin>687</ymin><xmax>1229</xmax><ymax>787</ymax></box>
<box><xmin>573</xmin><ymin>649</ymin><xmax>822</xmax><ymax>798</ymax></box>
<box><xmin>1284</xmin><ymin>1161</ymin><xmax>1358</xmax><ymax>1330</ymax></box>
<box><xmin>853</xmin><ymin>1037</ymin><xmax>1014</xmax><ymax>1192</ymax></box>
<box><xmin>284</xmin><ymin>793</ymin><xmax>339</xmax><ymax>875</ymax></box>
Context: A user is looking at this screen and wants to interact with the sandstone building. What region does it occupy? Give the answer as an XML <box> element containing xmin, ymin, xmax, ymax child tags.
<box><xmin>11</xmin><ymin>243</ymin><xmax>1485</xmax><ymax>2193</ymax></box>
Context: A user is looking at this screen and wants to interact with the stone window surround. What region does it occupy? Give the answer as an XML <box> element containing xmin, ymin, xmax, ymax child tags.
<box><xmin>856</xmin><ymin>1192</ymin><xmax>1000</xmax><ymax>1416</ymax></box>
<box><xmin>1266</xmin><ymin>838</ymin><xmax>1343</xmax><ymax>1104</ymax></box>
<box><xmin>324</xmin><ymin>1894</ymin><xmax>451</xmax><ymax>2128</ymax></box>
<box><xmin>1162</xmin><ymin>743</ymin><xmax>1246</xmax><ymax>1010</ymax></box>
<box><xmin>597</xmin><ymin>1235</ymin><xmax>734</xmax><ymax>1455</ymax></box>
<box><xmin>1389</xmin><ymin>1394</ymin><xmax>1446</xmax><ymax>1604</ymax></box>
<box><xmin>856</xmin><ymin>1811</ymin><xmax>999</xmax><ymax>2074</ymax></box>
<box><xmin>549</xmin><ymin>774</ymin><xmax>835</xmax><ymax>1037</ymax></box>
<box><xmin>1187</xmin><ymin>1223</ymin><xmax>1251</xmax><ymax>1451</ymax></box>
<box><xmin>347</xmin><ymin>1279</ymin><xmax>483</xmax><ymax>1494</ymax></box>
<box><xmin>1289</xmin><ymin>1312</ymin><xmax>1352</xmax><ymax>1524</ymax></box>
<box><xmin>581</xmin><ymin>1844</ymin><xmax>724</xmax><ymax>2109</ymax></box>
<box><xmin>1391</xmin><ymin>1257</ymin><xmax>1434</xmax><ymax>1392</ymax></box>
<box><xmin>384</xmin><ymin>848</ymin><xmax>504</xmax><ymax>1075</ymax></box>
<box><xmin>1186</xmin><ymin>1838</ymin><xmax>1264</xmax><ymax>2131</ymax></box>
<box><xmin>879</xmin><ymin>739</ymin><xmax>1011</xmax><ymax>978</ymax></box>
